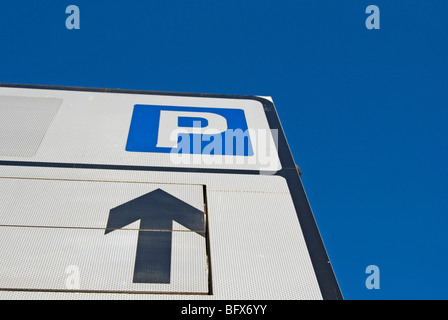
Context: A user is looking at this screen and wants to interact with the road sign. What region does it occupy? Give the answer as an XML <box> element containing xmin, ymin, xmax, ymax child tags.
<box><xmin>0</xmin><ymin>84</ymin><xmax>342</xmax><ymax>300</ymax></box>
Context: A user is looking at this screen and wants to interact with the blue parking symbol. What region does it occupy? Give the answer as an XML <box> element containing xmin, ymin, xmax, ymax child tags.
<box><xmin>126</xmin><ymin>105</ymin><xmax>254</xmax><ymax>156</ymax></box>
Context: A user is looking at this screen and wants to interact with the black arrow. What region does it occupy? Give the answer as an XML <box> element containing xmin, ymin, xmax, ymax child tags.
<box><xmin>104</xmin><ymin>188</ymin><xmax>205</xmax><ymax>284</ymax></box>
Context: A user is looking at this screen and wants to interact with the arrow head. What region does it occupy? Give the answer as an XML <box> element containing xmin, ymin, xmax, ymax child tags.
<box><xmin>105</xmin><ymin>188</ymin><xmax>205</xmax><ymax>235</ymax></box>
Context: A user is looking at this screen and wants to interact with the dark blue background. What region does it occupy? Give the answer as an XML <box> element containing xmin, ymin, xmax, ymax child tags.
<box><xmin>1</xmin><ymin>1</ymin><xmax>447</xmax><ymax>299</ymax></box>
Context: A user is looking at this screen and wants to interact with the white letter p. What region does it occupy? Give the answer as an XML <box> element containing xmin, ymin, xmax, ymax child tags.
<box><xmin>156</xmin><ymin>111</ymin><xmax>227</xmax><ymax>149</ymax></box>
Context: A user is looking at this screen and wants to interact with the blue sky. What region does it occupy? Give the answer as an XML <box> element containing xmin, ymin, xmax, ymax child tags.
<box><xmin>1</xmin><ymin>1</ymin><xmax>447</xmax><ymax>299</ymax></box>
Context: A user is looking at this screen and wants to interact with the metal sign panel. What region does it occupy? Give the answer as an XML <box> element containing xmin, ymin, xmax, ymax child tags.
<box><xmin>0</xmin><ymin>84</ymin><xmax>342</xmax><ymax>300</ymax></box>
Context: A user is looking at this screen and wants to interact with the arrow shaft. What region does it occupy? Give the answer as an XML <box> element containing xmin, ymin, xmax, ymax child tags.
<box><xmin>133</xmin><ymin>230</ymin><xmax>172</xmax><ymax>284</ymax></box>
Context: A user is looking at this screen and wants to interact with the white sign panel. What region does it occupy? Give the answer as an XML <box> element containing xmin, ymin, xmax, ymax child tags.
<box><xmin>0</xmin><ymin>84</ymin><xmax>341</xmax><ymax>300</ymax></box>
